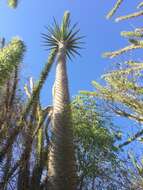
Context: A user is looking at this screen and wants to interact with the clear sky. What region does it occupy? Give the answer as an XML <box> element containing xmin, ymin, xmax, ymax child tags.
<box><xmin>0</xmin><ymin>0</ymin><xmax>141</xmax><ymax>106</ymax></box>
<box><xmin>0</xmin><ymin>0</ymin><xmax>143</xmax><ymax>155</ymax></box>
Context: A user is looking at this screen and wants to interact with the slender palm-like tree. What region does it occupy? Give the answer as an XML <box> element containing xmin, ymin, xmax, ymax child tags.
<box><xmin>42</xmin><ymin>11</ymin><xmax>82</xmax><ymax>190</ymax></box>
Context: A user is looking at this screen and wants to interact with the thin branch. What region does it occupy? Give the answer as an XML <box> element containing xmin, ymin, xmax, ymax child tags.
<box><xmin>116</xmin><ymin>10</ymin><xmax>143</xmax><ymax>22</ymax></box>
<box><xmin>104</xmin><ymin>44</ymin><xmax>143</xmax><ymax>58</ymax></box>
<box><xmin>106</xmin><ymin>0</ymin><xmax>124</xmax><ymax>19</ymax></box>
<box><xmin>119</xmin><ymin>129</ymin><xmax>143</xmax><ymax>148</ymax></box>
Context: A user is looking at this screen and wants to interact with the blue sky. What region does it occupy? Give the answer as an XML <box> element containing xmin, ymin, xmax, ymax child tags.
<box><xmin>0</xmin><ymin>0</ymin><xmax>142</xmax><ymax>107</ymax></box>
<box><xmin>0</xmin><ymin>0</ymin><xmax>143</xmax><ymax>154</ymax></box>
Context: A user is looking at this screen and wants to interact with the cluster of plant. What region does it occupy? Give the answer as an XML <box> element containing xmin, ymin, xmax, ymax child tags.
<box><xmin>0</xmin><ymin>19</ymin><xmax>130</xmax><ymax>190</ymax></box>
<box><xmin>82</xmin><ymin>0</ymin><xmax>143</xmax><ymax>188</ymax></box>
<box><xmin>1</xmin><ymin>0</ymin><xmax>143</xmax><ymax>189</ymax></box>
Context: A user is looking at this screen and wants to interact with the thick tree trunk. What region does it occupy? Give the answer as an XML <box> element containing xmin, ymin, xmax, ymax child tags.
<box><xmin>48</xmin><ymin>48</ymin><xmax>77</xmax><ymax>190</ymax></box>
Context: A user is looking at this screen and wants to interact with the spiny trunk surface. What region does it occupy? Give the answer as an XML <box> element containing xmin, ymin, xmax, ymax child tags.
<box><xmin>48</xmin><ymin>49</ymin><xmax>77</xmax><ymax>190</ymax></box>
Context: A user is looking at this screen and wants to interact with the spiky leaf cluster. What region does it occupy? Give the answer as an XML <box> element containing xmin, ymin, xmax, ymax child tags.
<box><xmin>0</xmin><ymin>38</ymin><xmax>25</xmax><ymax>85</ymax></box>
<box><xmin>42</xmin><ymin>11</ymin><xmax>82</xmax><ymax>60</ymax></box>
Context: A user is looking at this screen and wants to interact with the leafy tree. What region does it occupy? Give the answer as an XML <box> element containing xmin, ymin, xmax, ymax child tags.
<box><xmin>72</xmin><ymin>95</ymin><xmax>132</xmax><ymax>190</ymax></box>
<box><xmin>1</xmin><ymin>1</ymin><xmax>142</xmax><ymax>190</ymax></box>
<box><xmin>0</xmin><ymin>86</ymin><xmax>133</xmax><ymax>190</ymax></box>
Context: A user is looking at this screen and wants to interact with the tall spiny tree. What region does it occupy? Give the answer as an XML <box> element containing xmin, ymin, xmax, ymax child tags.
<box><xmin>0</xmin><ymin>38</ymin><xmax>25</xmax><ymax>163</ymax></box>
<box><xmin>0</xmin><ymin>77</ymin><xmax>52</xmax><ymax>189</ymax></box>
<box><xmin>42</xmin><ymin>11</ymin><xmax>82</xmax><ymax>190</ymax></box>
<box><xmin>0</xmin><ymin>38</ymin><xmax>25</xmax><ymax>189</ymax></box>
<box><xmin>82</xmin><ymin>1</ymin><xmax>143</xmax><ymax>148</ymax></box>
<box><xmin>0</xmin><ymin>38</ymin><xmax>25</xmax><ymax>137</ymax></box>
<box><xmin>0</xmin><ymin>48</ymin><xmax>57</xmax><ymax>163</ymax></box>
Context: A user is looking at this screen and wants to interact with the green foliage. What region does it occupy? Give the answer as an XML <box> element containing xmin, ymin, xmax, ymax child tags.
<box><xmin>0</xmin><ymin>38</ymin><xmax>25</xmax><ymax>86</ymax></box>
<box><xmin>71</xmin><ymin>96</ymin><xmax>127</xmax><ymax>189</ymax></box>
<box><xmin>83</xmin><ymin>1</ymin><xmax>143</xmax><ymax>150</ymax></box>
<box><xmin>8</xmin><ymin>0</ymin><xmax>18</xmax><ymax>8</ymax></box>
<box><xmin>0</xmin><ymin>3</ymin><xmax>139</xmax><ymax>189</ymax></box>
<box><xmin>83</xmin><ymin>62</ymin><xmax>143</xmax><ymax>123</ymax></box>
<box><xmin>0</xmin><ymin>11</ymin><xmax>83</xmax><ymax>190</ymax></box>
<box><xmin>98</xmin><ymin>2</ymin><xmax>143</xmax><ymax>124</ymax></box>
<box><xmin>121</xmin><ymin>31</ymin><xmax>143</xmax><ymax>38</ymax></box>
<box><xmin>24</xmin><ymin>10</ymin><xmax>83</xmax><ymax>119</ymax></box>
<box><xmin>42</xmin><ymin>11</ymin><xmax>83</xmax><ymax>60</ymax></box>
<box><xmin>128</xmin><ymin>153</ymin><xmax>143</xmax><ymax>189</ymax></box>
<box><xmin>72</xmin><ymin>96</ymin><xmax>115</xmax><ymax>150</ymax></box>
<box><xmin>105</xmin><ymin>1</ymin><xmax>143</xmax><ymax>58</ymax></box>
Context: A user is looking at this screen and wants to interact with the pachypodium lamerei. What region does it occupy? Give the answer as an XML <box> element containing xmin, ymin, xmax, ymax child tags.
<box><xmin>42</xmin><ymin>11</ymin><xmax>82</xmax><ymax>190</ymax></box>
